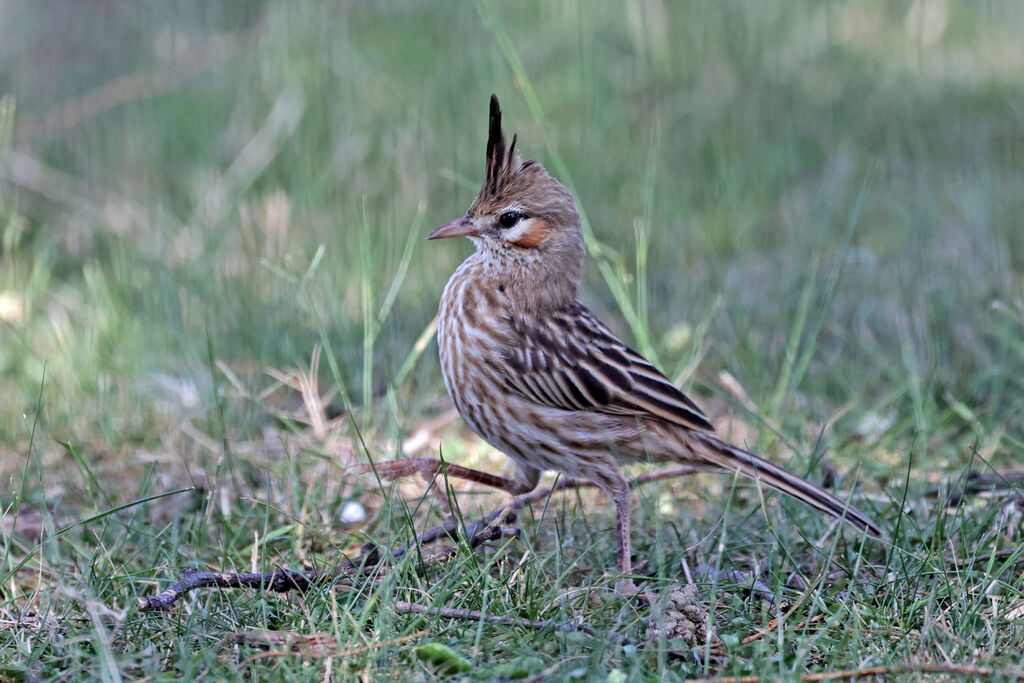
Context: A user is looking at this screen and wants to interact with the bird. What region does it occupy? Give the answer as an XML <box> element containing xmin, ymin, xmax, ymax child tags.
<box><xmin>373</xmin><ymin>94</ymin><xmax>880</xmax><ymax>595</ymax></box>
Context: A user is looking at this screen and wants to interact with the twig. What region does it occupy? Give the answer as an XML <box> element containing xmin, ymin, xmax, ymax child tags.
<box><xmin>138</xmin><ymin>516</ymin><xmax>518</xmax><ymax>612</ymax></box>
<box><xmin>702</xmin><ymin>614</ymin><xmax>825</xmax><ymax>661</ymax></box>
<box><xmin>138</xmin><ymin>567</ymin><xmax>341</xmax><ymax>611</ymax></box>
<box><xmin>469</xmin><ymin>504</ymin><xmax>515</xmax><ymax>549</ymax></box>
<box><xmin>135</xmin><ymin>525</ymin><xmax>480</xmax><ymax>611</ymax></box>
<box><xmin>390</xmin><ymin>507</ymin><xmax>518</xmax><ymax>560</ymax></box>
<box><xmin>938</xmin><ymin>471</ymin><xmax>1024</xmax><ymax>506</ymax></box>
<box><xmin>942</xmin><ymin>547</ymin><xmax>1023</xmax><ymax>565</ymax></box>
<box><xmin>739</xmin><ymin>562</ymin><xmax>827</xmax><ymax>645</ymax></box>
<box><xmin>138</xmin><ymin>465</ymin><xmax>699</xmax><ymax>611</ymax></box>
<box><xmin>693</xmin><ymin>565</ymin><xmax>780</xmax><ymax>608</ymax></box>
<box><xmin>683</xmin><ymin>662</ymin><xmax>1024</xmax><ymax>682</ymax></box>
<box><xmin>701</xmin><ymin>562</ymin><xmax>830</xmax><ymax>657</ymax></box>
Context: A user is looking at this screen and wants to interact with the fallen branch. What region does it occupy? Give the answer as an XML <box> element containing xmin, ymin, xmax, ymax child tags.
<box><xmin>138</xmin><ymin>567</ymin><xmax>338</xmax><ymax>611</ymax></box>
<box><xmin>391</xmin><ymin>506</ymin><xmax>517</xmax><ymax>560</ymax></box>
<box><xmin>738</xmin><ymin>562</ymin><xmax>826</xmax><ymax>646</ymax></box>
<box><xmin>698</xmin><ymin>562</ymin><xmax>828</xmax><ymax>659</ymax></box>
<box><xmin>939</xmin><ymin>471</ymin><xmax>1024</xmax><ymax>507</ymax></box>
<box><xmin>138</xmin><ymin>508</ymin><xmax>526</xmax><ymax>611</ymax></box>
<box><xmin>138</xmin><ymin>465</ymin><xmax>700</xmax><ymax>611</ymax></box>
<box><xmin>693</xmin><ymin>565</ymin><xmax>781</xmax><ymax>609</ymax></box>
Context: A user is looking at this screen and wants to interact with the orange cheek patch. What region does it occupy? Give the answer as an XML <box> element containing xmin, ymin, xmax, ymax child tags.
<box><xmin>510</xmin><ymin>219</ymin><xmax>553</xmax><ymax>249</ymax></box>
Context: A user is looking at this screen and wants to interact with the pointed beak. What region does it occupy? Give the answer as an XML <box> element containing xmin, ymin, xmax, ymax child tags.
<box><xmin>427</xmin><ymin>215</ymin><xmax>477</xmax><ymax>240</ymax></box>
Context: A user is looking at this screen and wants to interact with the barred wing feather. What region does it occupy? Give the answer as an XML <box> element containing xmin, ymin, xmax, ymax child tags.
<box><xmin>499</xmin><ymin>302</ymin><xmax>715</xmax><ymax>434</ymax></box>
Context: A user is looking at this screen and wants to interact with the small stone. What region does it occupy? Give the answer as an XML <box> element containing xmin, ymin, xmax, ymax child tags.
<box><xmin>340</xmin><ymin>501</ymin><xmax>366</xmax><ymax>523</ymax></box>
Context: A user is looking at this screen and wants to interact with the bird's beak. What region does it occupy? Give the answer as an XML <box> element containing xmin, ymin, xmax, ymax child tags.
<box><xmin>427</xmin><ymin>215</ymin><xmax>478</xmax><ymax>240</ymax></box>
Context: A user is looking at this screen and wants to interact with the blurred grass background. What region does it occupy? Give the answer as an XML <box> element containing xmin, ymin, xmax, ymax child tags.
<box><xmin>2</xmin><ymin>0</ymin><xmax>1022</xmax><ymax>456</ymax></box>
<box><xmin>2</xmin><ymin>0</ymin><xmax>1024</xmax><ymax>678</ymax></box>
<box><xmin>3</xmin><ymin>1</ymin><xmax>1023</xmax><ymax>454</ymax></box>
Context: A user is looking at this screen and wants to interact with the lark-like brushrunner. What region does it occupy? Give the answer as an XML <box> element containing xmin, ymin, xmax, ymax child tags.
<box><xmin>374</xmin><ymin>95</ymin><xmax>880</xmax><ymax>594</ymax></box>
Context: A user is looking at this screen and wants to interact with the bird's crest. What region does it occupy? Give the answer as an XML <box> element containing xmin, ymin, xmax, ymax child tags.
<box><xmin>482</xmin><ymin>94</ymin><xmax>522</xmax><ymax>199</ymax></box>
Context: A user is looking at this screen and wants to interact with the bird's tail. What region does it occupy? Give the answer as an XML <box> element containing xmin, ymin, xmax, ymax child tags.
<box><xmin>693</xmin><ymin>433</ymin><xmax>882</xmax><ymax>538</ymax></box>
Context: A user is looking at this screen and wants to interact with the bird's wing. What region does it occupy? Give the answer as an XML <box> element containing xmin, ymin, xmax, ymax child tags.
<box><xmin>498</xmin><ymin>302</ymin><xmax>715</xmax><ymax>433</ymax></box>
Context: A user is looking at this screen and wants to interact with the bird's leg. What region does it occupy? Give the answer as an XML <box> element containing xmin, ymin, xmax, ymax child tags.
<box><xmin>357</xmin><ymin>458</ymin><xmax>540</xmax><ymax>543</ymax></box>
<box><xmin>608</xmin><ymin>482</ymin><xmax>639</xmax><ymax>596</ymax></box>
<box><xmin>356</xmin><ymin>458</ymin><xmax>540</xmax><ymax>496</ymax></box>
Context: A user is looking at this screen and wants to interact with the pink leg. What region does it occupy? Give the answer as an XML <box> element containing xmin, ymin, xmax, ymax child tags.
<box><xmin>356</xmin><ymin>457</ymin><xmax>539</xmax><ymax>496</ymax></box>
<box><xmin>608</xmin><ymin>483</ymin><xmax>638</xmax><ymax>595</ymax></box>
<box><xmin>598</xmin><ymin>467</ymin><xmax>700</xmax><ymax>596</ymax></box>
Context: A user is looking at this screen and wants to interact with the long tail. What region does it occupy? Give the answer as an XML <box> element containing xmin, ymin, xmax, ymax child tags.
<box><xmin>693</xmin><ymin>433</ymin><xmax>882</xmax><ymax>538</ymax></box>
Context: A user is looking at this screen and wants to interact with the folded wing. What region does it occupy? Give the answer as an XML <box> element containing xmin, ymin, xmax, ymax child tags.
<box><xmin>498</xmin><ymin>301</ymin><xmax>715</xmax><ymax>434</ymax></box>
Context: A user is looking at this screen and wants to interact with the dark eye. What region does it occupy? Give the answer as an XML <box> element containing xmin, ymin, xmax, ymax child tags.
<box><xmin>498</xmin><ymin>211</ymin><xmax>525</xmax><ymax>228</ymax></box>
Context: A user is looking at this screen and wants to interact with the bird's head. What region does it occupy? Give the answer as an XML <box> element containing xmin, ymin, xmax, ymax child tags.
<box><xmin>428</xmin><ymin>95</ymin><xmax>585</xmax><ymax>305</ymax></box>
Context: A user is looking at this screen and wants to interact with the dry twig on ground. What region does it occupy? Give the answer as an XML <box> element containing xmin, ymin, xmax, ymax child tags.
<box><xmin>138</xmin><ymin>465</ymin><xmax>699</xmax><ymax>610</ymax></box>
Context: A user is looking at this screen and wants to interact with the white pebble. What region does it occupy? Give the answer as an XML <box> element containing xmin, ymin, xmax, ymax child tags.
<box><xmin>340</xmin><ymin>501</ymin><xmax>366</xmax><ymax>523</ymax></box>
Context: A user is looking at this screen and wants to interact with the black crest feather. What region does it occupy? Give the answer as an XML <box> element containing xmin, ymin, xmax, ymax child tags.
<box><xmin>484</xmin><ymin>94</ymin><xmax>518</xmax><ymax>197</ymax></box>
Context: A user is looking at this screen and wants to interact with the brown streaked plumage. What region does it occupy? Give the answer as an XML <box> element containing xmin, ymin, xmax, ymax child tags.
<box><xmin>398</xmin><ymin>95</ymin><xmax>880</xmax><ymax>594</ymax></box>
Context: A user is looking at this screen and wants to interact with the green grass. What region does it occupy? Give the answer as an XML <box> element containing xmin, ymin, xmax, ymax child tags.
<box><xmin>2</xmin><ymin>0</ymin><xmax>1024</xmax><ymax>679</ymax></box>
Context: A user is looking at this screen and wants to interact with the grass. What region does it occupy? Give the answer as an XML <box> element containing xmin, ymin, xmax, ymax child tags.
<box><xmin>2</xmin><ymin>0</ymin><xmax>1024</xmax><ymax>679</ymax></box>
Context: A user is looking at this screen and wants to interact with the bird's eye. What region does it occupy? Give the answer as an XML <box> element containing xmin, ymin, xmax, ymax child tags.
<box><xmin>498</xmin><ymin>211</ymin><xmax>525</xmax><ymax>228</ymax></box>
